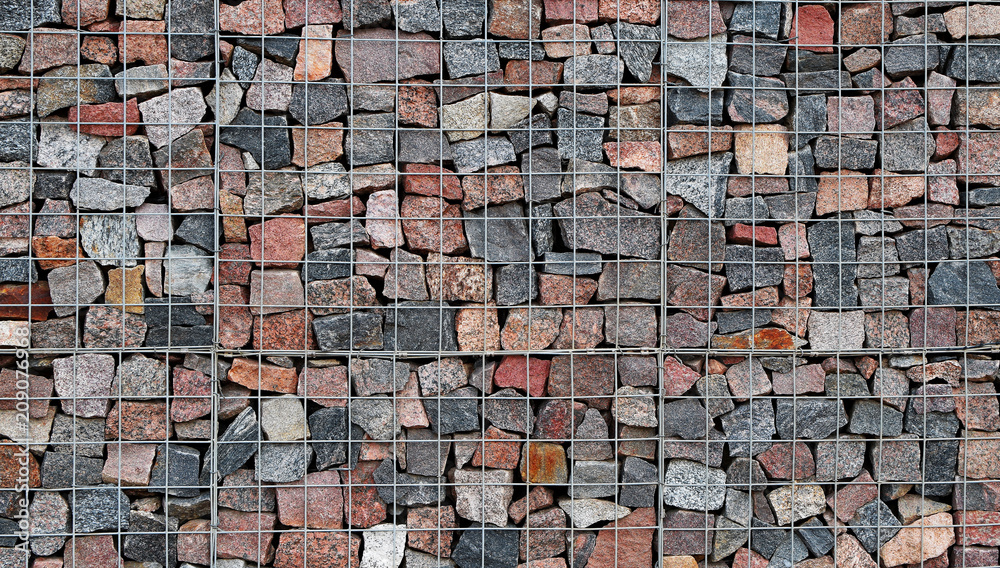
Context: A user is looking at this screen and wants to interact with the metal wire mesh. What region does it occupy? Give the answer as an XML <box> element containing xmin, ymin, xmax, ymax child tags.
<box><xmin>2</xmin><ymin>0</ymin><xmax>1000</xmax><ymax>568</ymax></box>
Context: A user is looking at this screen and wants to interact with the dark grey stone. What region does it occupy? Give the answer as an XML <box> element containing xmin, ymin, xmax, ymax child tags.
<box><xmin>729</xmin><ymin>36</ymin><xmax>786</xmax><ymax>77</ymax></box>
<box><xmin>780</xmin><ymin>71</ymin><xmax>851</xmax><ymax>94</ymax></box>
<box><xmin>41</xmin><ymin>453</ymin><xmax>103</xmax><ymax>489</ymax></box>
<box><xmin>895</xmin><ymin>226</ymin><xmax>950</xmax><ymax>263</ymax></box>
<box><xmin>905</xmin><ymin>406</ymin><xmax>960</xmax><ymax>439</ymax></box>
<box><xmin>724</xmin><ymin>196</ymin><xmax>769</xmax><ymax>227</ymax></box>
<box><xmin>726</xmin><ymin>72</ymin><xmax>788</xmax><ymax>123</ymax></box>
<box><xmin>928</xmin><ymin>261</ymin><xmax>1000</xmax><ymax>307</ymax></box>
<box><xmin>212</xmin><ymin>407</ymin><xmax>259</xmax><ymax>479</ymax></box>
<box><xmin>808</xmin><ymin>220</ymin><xmax>859</xmax><ymax>307</ymax></box>
<box><xmin>374</xmin><ymin>459</ymin><xmax>444</xmax><ymax>506</ymax></box>
<box><xmin>384</xmin><ymin>301</ymin><xmax>458</xmax><ymax>351</ymax></box>
<box><xmin>452</xmin><ymin>523</ymin><xmax>519</xmax><ymax>568</ymax></box>
<box><xmin>850</xmin><ymin>500</ymin><xmax>901</xmax><ymax>553</ymax></box>
<box><xmin>769</xmin><ymin>532</ymin><xmax>810</xmax><ymax>568</ymax></box>
<box><xmin>311</xmin><ymin>220</ymin><xmax>369</xmax><ymax>250</ymax></box>
<box><xmin>0</xmin><ymin>0</ymin><xmax>60</xmax><ymax>29</ymax></box>
<box><xmin>663</xmin><ymin>152</ymin><xmax>732</xmax><ymax>218</ymax></box>
<box><xmin>724</xmin><ymin>245</ymin><xmax>784</xmax><ymax>293</ymax></box>
<box><xmin>165</xmin><ymin>492</ymin><xmax>212</xmax><ymax>522</ymax></box>
<box><xmin>531</xmin><ymin>204</ymin><xmax>555</xmax><ymax>255</ymax></box>
<box><xmin>720</xmin><ymin>399</ymin><xmax>776</xmax><ymax>457</ymax></box>
<box><xmin>556</xmin><ymin>108</ymin><xmax>605</xmax><ymax>162</ymax></box>
<box><xmin>775</xmin><ymin>398</ymin><xmax>848</xmax><ymax>440</ymax></box>
<box><xmin>255</xmin><ymin>443</ymin><xmax>312</xmax><ymax>483</ymax></box>
<box><xmin>71</xmin><ymin>486</ymin><xmax>130</xmax><ymax>533</ymax></box>
<box><xmin>918</xmin><ymin>439</ymin><xmax>958</xmax><ymax>497</ymax></box>
<box><xmin>464</xmin><ymin>202</ymin><xmax>533</xmax><ymax>262</ymax></box>
<box><xmin>175</xmin><ymin>214</ymin><xmax>215</xmax><ymax>252</ymax></box>
<box><xmin>123</xmin><ymin>511</ymin><xmax>178</xmax><ymax>568</ymax></box>
<box><xmin>508</xmin><ymin>114</ymin><xmax>553</xmax><ymax>155</ymax></box>
<box><xmin>667</xmin><ymin>87</ymin><xmax>723</xmax><ymax>125</ymax></box>
<box><xmin>785</xmin><ymin>49</ymin><xmax>840</xmax><ymax>72</ymax></box>
<box><xmin>149</xmin><ymin>444</ymin><xmax>202</xmax><ymax>497</ymax></box>
<box><xmin>235</xmin><ymin>35</ymin><xmax>301</xmax><ymax>66</ymax></box>
<box><xmin>309</xmin><ymin>407</ymin><xmax>349</xmax><ymax>470</ymax></box>
<box><xmin>33</xmin><ymin>171</ymin><xmax>75</xmax><ymax>200</ymax></box>
<box><xmin>0</xmin><ymin>257</ymin><xmax>36</xmax><ymax>283</ymax></box>
<box><xmin>554</xmin><ymin>193</ymin><xmax>661</xmax><ymax>259</ymax></box>
<box><xmin>884</xmin><ymin>34</ymin><xmax>940</xmax><ymax>78</ymax></box>
<box><xmin>716</xmin><ymin>309</ymin><xmax>772</xmax><ymax>334</ymax></box>
<box><xmin>346</xmin><ymin>113</ymin><xmax>395</xmax><ymax>166</ymax></box>
<box><xmin>0</xmin><ymin>119</ymin><xmax>33</xmax><ymax>163</ymax></box>
<box><xmin>144</xmin><ymin>298</ymin><xmax>206</xmax><ymax>327</ymax></box>
<box><xmin>945</xmin><ymin>39</ymin><xmax>1000</xmax><ymax>82</ymax></box>
<box><xmin>168</xmin><ymin>0</ymin><xmax>215</xmax><ymax>61</ymax></box>
<box><xmin>452</xmin><ymin>136</ymin><xmax>517</xmax><ymax>173</ymax></box>
<box><xmin>727</xmin><ymin>458</ymin><xmax>768</xmax><ymax>492</ymax></box>
<box><xmin>849</xmin><ymin>400</ymin><xmax>904</xmax><ymax>436</ymax></box>
<box><xmin>483</xmin><ymin>388</ymin><xmax>534</xmax><ymax>434</ymax></box>
<box><xmin>764</xmin><ymin>191</ymin><xmax>816</xmax><ymax>222</ymax></box>
<box><xmin>612</xmin><ymin>22</ymin><xmax>660</xmax><ymax>82</ymax></box>
<box><xmin>799</xmin><ymin>517</ymin><xmax>835</xmax><ymax>557</ymax></box>
<box><xmin>788</xmin><ymin>95</ymin><xmax>827</xmax><ymax>148</ymax></box>
<box><xmin>399</xmin><ymin>129</ymin><xmax>453</xmax><ymax>163</ymax></box>
<box><xmin>497</xmin><ymin>41</ymin><xmax>545</xmax><ymax>61</ymax></box>
<box><xmin>219</xmin><ymin>108</ymin><xmax>291</xmax><ymax>169</ymax></box>
<box><xmin>302</xmin><ymin>249</ymin><xmax>353</xmax><ymax>282</ymax></box>
<box><xmin>522</xmin><ymin>146</ymin><xmax>562</xmax><ymax>203</ymax></box>
<box><xmin>99</xmin><ymin>136</ymin><xmax>156</xmax><ymax>187</ymax></box>
<box><xmin>444</xmin><ymin>41</ymin><xmax>500</xmax><ymax>78</ymax></box>
<box><xmin>880</xmin><ymin>117</ymin><xmax>934</xmax><ymax>172</ymax></box>
<box><xmin>313</xmin><ymin>312</ymin><xmax>384</xmax><ymax>351</ymax></box>
<box><xmin>825</xmin><ymin>373</ymin><xmax>871</xmax><ymax>398</ymax></box>
<box><xmin>812</xmin><ymin>136</ymin><xmax>878</xmax><ymax>170</ymax></box>
<box><xmin>564</xmin><ymin>55</ymin><xmax>624</xmax><ymax>90</ymax></box>
<box><xmin>542</xmin><ymin>251</ymin><xmax>602</xmax><ymax>275</ymax></box>
<box><xmin>441</xmin><ymin>0</ymin><xmax>486</xmax><ymax>37</ymax></box>
<box><xmin>662</xmin><ymin>399</ymin><xmax>709</xmax><ymax>440</ymax></box>
<box><xmin>427</xmin><ymin>386</ymin><xmax>480</xmax><ymax>434</ymax></box>
<box><xmin>495</xmin><ymin>264</ymin><xmax>537</xmax><ymax>306</ymax></box>
<box><xmin>619</xmin><ymin>457</ymin><xmax>656</xmax><ymax>508</ymax></box>
<box><xmin>230</xmin><ymin>46</ymin><xmax>260</xmax><ymax>89</ymax></box>
<box><xmin>729</xmin><ymin>1</ymin><xmax>782</xmax><ymax>39</ymax></box>
<box><xmin>289</xmin><ymin>81</ymin><xmax>349</xmax><ymax>125</ymax></box>
<box><xmin>569</xmin><ymin>460</ymin><xmax>617</xmax><ymax>498</ymax></box>
<box><xmin>786</xmin><ymin>145</ymin><xmax>818</xmax><ymax>193</ymax></box>
<box><xmin>50</xmin><ymin>415</ymin><xmax>105</xmax><ymax>457</ymax></box>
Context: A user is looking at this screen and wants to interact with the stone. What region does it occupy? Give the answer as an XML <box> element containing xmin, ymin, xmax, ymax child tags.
<box><xmin>663</xmin><ymin>152</ymin><xmax>731</xmax><ymax>218</ymax></box>
<box><xmin>662</xmin><ymin>460</ymin><xmax>726</xmax><ymax>510</ymax></box>
<box><xmin>37</xmin><ymin>121</ymin><xmax>105</xmax><ymax>177</ymax></box>
<box><xmin>727</xmin><ymin>73</ymin><xmax>789</xmax><ymax>123</ymax></box>
<box><xmin>733</xmin><ymin>124</ymin><xmax>787</xmax><ymax>174</ymax></box>
<box><xmin>667</xmin><ymin>0</ymin><xmax>725</xmax><ymax>39</ymax></box>
<box><xmin>138</xmin><ymin>87</ymin><xmax>206</xmax><ymax>148</ymax></box>
<box><xmin>790</xmin><ymin>5</ymin><xmax>834</xmax><ymax>52</ymax></box>
<box><xmin>451</xmin><ymin>523</ymin><xmax>518</xmax><ymax>568</ymax></box>
<box><xmin>554</xmin><ymin>193</ymin><xmax>659</xmax><ymax>259</ymax></box>
<box><xmin>452</xmin><ymin>468</ymin><xmax>514</xmax><ymax>527</ymax></box>
<box><xmin>664</xmin><ymin>34</ymin><xmax>726</xmax><ymax>88</ymax></box>
<box><xmin>562</xmin><ymin>54</ymin><xmax>624</xmax><ymax>90</ymax></box>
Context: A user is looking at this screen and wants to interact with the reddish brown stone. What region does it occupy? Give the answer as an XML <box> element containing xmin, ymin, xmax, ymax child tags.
<box><xmin>840</xmin><ymin>2</ymin><xmax>893</xmax><ymax>46</ymax></box>
<box><xmin>956</xmin><ymin>511</ymin><xmax>1000</xmax><ymax>546</ymax></box>
<box><xmin>220</xmin><ymin>0</ymin><xmax>286</xmax><ymax>35</ymax></box>
<box><xmin>501</xmin><ymin>307</ymin><xmax>562</xmax><ymax>350</ymax></box>
<box><xmin>219</xmin><ymin>243</ymin><xmax>253</xmax><ymax>286</ymax></box>
<box><xmin>118</xmin><ymin>20</ymin><xmax>168</xmax><ymax>65</ymax></box>
<box><xmin>340</xmin><ymin>461</ymin><xmax>387</xmax><ymax>528</ymax></box>
<box><xmin>954</xmin><ymin>382</ymin><xmax>1000</xmax><ymax>432</ymax></box>
<box><xmin>62</xmin><ymin>0</ymin><xmax>110</xmax><ymax>25</ymax></box>
<box><xmin>548</xmin><ymin>355</ymin><xmax>614</xmax><ymax>408</ymax></box>
<box><xmin>909</xmin><ymin>307</ymin><xmax>957</xmax><ymax>348</ymax></box>
<box><xmin>306</xmin><ymin>196</ymin><xmax>366</xmax><ymax>223</ymax></box>
<box><xmin>19</xmin><ymin>29</ymin><xmax>77</xmax><ymax>73</ymax></box>
<box><xmin>494</xmin><ymin>355</ymin><xmax>550</xmax><ymax>397</ymax></box>
<box><xmin>509</xmin><ymin>486</ymin><xmax>555</xmax><ymax>524</ymax></box>
<box><xmin>228</xmin><ymin>357</ymin><xmax>298</xmax><ymax>394</ymax></box>
<box><xmin>297</xmin><ymin>366</ymin><xmax>348</xmax><ymax>407</ymax></box>
<box><xmin>408</xmin><ymin>506</ymin><xmax>456</xmax><ymax>557</ymax></box>
<box><xmin>273</xmin><ymin>532</ymin><xmax>359</xmax><ymax>568</ymax></box>
<box><xmin>543</xmin><ymin>0</ymin><xmax>597</xmax><ymax>23</ymax></box>
<box><xmin>505</xmin><ymin>60</ymin><xmax>564</xmax><ymax>92</ymax></box>
<box><xmin>933</xmin><ymin>127</ymin><xmax>960</xmax><ymax>160</ymax></box>
<box><xmin>283</xmin><ymin>0</ymin><xmax>341</xmax><ymax>28</ymax></box>
<box><xmin>958</xmin><ymin>130</ymin><xmax>1000</xmax><ymax>185</ymax></box>
<box><xmin>667</xmin><ymin>124</ymin><xmax>732</xmax><ymax>159</ymax></box>
<box><xmin>520</xmin><ymin>441</ymin><xmax>567</xmax><ymax>484</ymax></box>
<box><xmin>771</xmin><ymin>362</ymin><xmax>824</xmax><ymax>395</ymax></box>
<box><xmin>816</xmin><ymin>170</ymin><xmax>869</xmax><ymax>215</ymax></box>
<box><xmin>662</xmin><ymin>356</ymin><xmax>700</xmax><ymax>398</ymax></box>
<box><xmin>711</xmin><ymin>328</ymin><xmax>797</xmax><ymax>350</ymax></box>
<box><xmin>170</xmin><ymin>176</ymin><xmax>215</xmax><ymax>211</ymax></box>
<box><xmin>471</xmin><ymin>425</ymin><xmax>524</xmax><ymax>469</ymax></box>
<box><xmin>489</xmin><ymin>0</ymin><xmax>542</xmax><ymax>38</ymax></box>
<box><xmin>293</xmin><ymin>25</ymin><xmax>333</xmax><ymax>82</ymax></box>
<box><xmin>335</xmin><ymin>28</ymin><xmax>439</xmax><ymax>83</ymax></box>
<box><xmin>171</xmin><ymin>367</ymin><xmax>211</xmax><ymax>423</ymax></box>
<box><xmin>403</xmin><ymin>164</ymin><xmax>463</xmax><ymax>200</ymax></box>
<box><xmin>218</xmin><ymin>285</ymin><xmax>252</xmax><ymax>349</ymax></box>
<box><xmin>608</xmin><ymin>86</ymin><xmax>661</xmax><ymax>106</ymax></box>
<box><xmin>0</xmin><ymin>283</ymin><xmax>52</xmax><ymax>321</ymax></box>
<box><xmin>828</xmin><ymin>470</ymin><xmax>878</xmax><ymax>522</ymax></box>
<box><xmin>875</xmin><ymin>77</ymin><xmax>924</xmax><ymax>130</ymax></box>
<box><xmin>455</xmin><ymin>304</ymin><xmax>501</xmax><ymax>351</ymax></box>
<box><xmin>32</xmin><ymin>237</ymin><xmax>81</xmax><ymax>270</ymax></box>
<box><xmin>292</xmin><ymin>122</ymin><xmax>344</xmax><ymax>167</ymax></box>
<box><xmin>604</xmin><ymin>142</ymin><xmax>661</xmax><ymax>172</ymax></box>
<box><xmin>80</xmin><ymin>35</ymin><xmax>117</xmax><ymax>65</ymax></box>
<box><xmin>790</xmin><ymin>5</ymin><xmax>834</xmax><ymax>52</ymax></box>
<box><xmin>537</xmin><ymin>274</ymin><xmax>597</xmax><ymax>306</ymax></box>
<box><xmin>667</xmin><ymin>0</ymin><xmax>725</xmax><ymax>39</ymax></box>
<box><xmin>552</xmin><ymin>307</ymin><xmax>604</xmax><ymax>349</ymax></box>
<box><xmin>461</xmin><ymin>166</ymin><xmax>525</xmax><ymax>210</ymax></box>
<box><xmin>102</xmin><ymin>442</ymin><xmax>156</xmax><ymax>486</ymax></box>
<box><xmin>220</xmin><ymin>190</ymin><xmax>248</xmax><ymax>243</ymax></box>
<box><xmin>727</xmin><ymin>223</ymin><xmax>777</xmax><ymax>246</ymax></box>
<box><xmin>220</xmin><ymin>144</ymin><xmax>246</xmax><ymax>196</ymax></box>
<box><xmin>64</xmin><ymin>536</ymin><xmax>120</xmax><ymax>568</ymax></box>
<box><xmin>597</xmin><ymin>0</ymin><xmax>658</xmax><ymax>24</ymax></box>
<box><xmin>276</xmin><ymin>470</ymin><xmax>343</xmax><ymax>528</ymax></box>
<box><xmin>868</xmin><ymin>170</ymin><xmax>924</xmax><ymax>209</ymax></box>
<box><xmin>758</xmin><ymin>442</ymin><xmax>815</xmax><ymax>480</ymax></box>
<box><xmin>105</xmin><ymin>401</ymin><xmax>171</xmax><ymax>441</ymax></box>
<box><xmin>400</xmin><ymin>196</ymin><xmax>468</xmax><ymax>254</ymax></box>
<box><xmin>519</xmin><ymin>507</ymin><xmax>567</xmax><ymax>561</ymax></box>
<box><xmin>399</xmin><ymin>80</ymin><xmax>438</xmax><ymax>127</ymax></box>
<box><xmin>68</xmin><ymin>99</ymin><xmax>140</xmax><ymax>137</ymax></box>
<box><xmin>587</xmin><ymin>508</ymin><xmax>655</xmax><ymax>568</ymax></box>
<box><xmin>667</xmin><ymin>265</ymin><xmax>726</xmax><ymax>321</ymax></box>
<box><xmin>177</xmin><ymin>519</ymin><xmax>211</xmax><ymax>565</ymax></box>
<box><xmin>217</xmin><ymin>509</ymin><xmax>277</xmax><ymax>564</ymax></box>
<box><xmin>249</xmin><ymin>216</ymin><xmax>306</xmax><ymax>269</ymax></box>
<box><xmin>0</xmin><ymin>445</ymin><xmax>39</xmax><ymax>488</ymax></box>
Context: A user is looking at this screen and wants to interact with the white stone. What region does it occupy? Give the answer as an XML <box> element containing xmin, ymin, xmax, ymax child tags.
<box><xmin>163</xmin><ymin>245</ymin><xmax>212</xmax><ymax>296</ymax></box>
<box><xmin>808</xmin><ymin>310</ymin><xmax>866</xmax><ymax>351</ymax></box>
<box><xmin>260</xmin><ymin>395</ymin><xmax>310</xmax><ymax>441</ymax></box>
<box><xmin>361</xmin><ymin>524</ymin><xmax>407</xmax><ymax>568</ymax></box>
<box><xmin>70</xmin><ymin>177</ymin><xmax>150</xmax><ymax>211</ymax></box>
<box><xmin>767</xmin><ymin>484</ymin><xmax>827</xmax><ymax>525</ymax></box>
<box><xmin>37</xmin><ymin>120</ymin><xmax>106</xmax><ymax>176</ymax></box>
<box><xmin>489</xmin><ymin>93</ymin><xmax>536</xmax><ymax>130</ymax></box>
<box><xmin>135</xmin><ymin>202</ymin><xmax>173</xmax><ymax>242</ymax></box>
<box><xmin>47</xmin><ymin>261</ymin><xmax>105</xmax><ymax>317</ymax></box>
<box><xmin>663</xmin><ymin>33</ymin><xmax>727</xmax><ymax>90</ymax></box>
<box><xmin>451</xmin><ymin>468</ymin><xmax>514</xmax><ymax>527</ymax></box>
<box><xmin>440</xmin><ymin>93</ymin><xmax>488</xmax><ymax>142</ymax></box>
<box><xmin>303</xmin><ymin>161</ymin><xmax>351</xmax><ymax>200</ymax></box>
<box><xmin>557</xmin><ymin>497</ymin><xmax>631</xmax><ymax>528</ymax></box>
<box><xmin>207</xmin><ymin>69</ymin><xmax>242</xmax><ymax>126</ymax></box>
<box><xmin>138</xmin><ymin>87</ymin><xmax>207</xmax><ymax>148</ymax></box>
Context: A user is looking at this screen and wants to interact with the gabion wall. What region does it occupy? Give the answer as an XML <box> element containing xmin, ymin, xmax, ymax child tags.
<box><xmin>1</xmin><ymin>0</ymin><xmax>1000</xmax><ymax>567</ymax></box>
